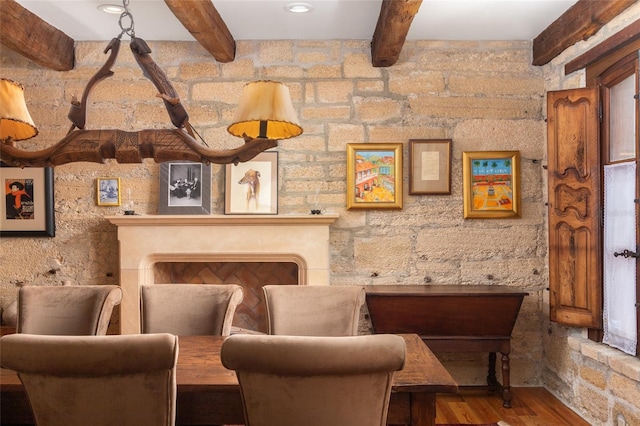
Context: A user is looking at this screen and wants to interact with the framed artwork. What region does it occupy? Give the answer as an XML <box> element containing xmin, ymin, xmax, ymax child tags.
<box><xmin>0</xmin><ymin>163</ymin><xmax>55</xmax><ymax>237</ymax></box>
<box><xmin>347</xmin><ymin>143</ymin><xmax>403</xmax><ymax>210</ymax></box>
<box><xmin>96</xmin><ymin>177</ymin><xmax>121</xmax><ymax>206</ymax></box>
<box><xmin>409</xmin><ymin>139</ymin><xmax>451</xmax><ymax>195</ymax></box>
<box><xmin>225</xmin><ymin>151</ymin><xmax>278</xmax><ymax>215</ymax></box>
<box><xmin>462</xmin><ymin>151</ymin><xmax>521</xmax><ymax>219</ymax></box>
<box><xmin>159</xmin><ymin>161</ymin><xmax>211</xmax><ymax>215</ymax></box>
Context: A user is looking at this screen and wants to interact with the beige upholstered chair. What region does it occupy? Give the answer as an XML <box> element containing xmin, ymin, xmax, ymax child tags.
<box><xmin>221</xmin><ymin>333</ymin><xmax>406</xmax><ymax>426</ymax></box>
<box><xmin>0</xmin><ymin>332</ymin><xmax>179</xmax><ymax>426</ymax></box>
<box><xmin>141</xmin><ymin>284</ymin><xmax>243</xmax><ymax>336</ymax></box>
<box><xmin>262</xmin><ymin>285</ymin><xmax>365</xmax><ymax>336</ymax></box>
<box><xmin>17</xmin><ymin>285</ymin><xmax>123</xmax><ymax>335</ymax></box>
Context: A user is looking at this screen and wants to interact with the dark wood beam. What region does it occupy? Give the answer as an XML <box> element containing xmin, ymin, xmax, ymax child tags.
<box><xmin>533</xmin><ymin>0</ymin><xmax>638</xmax><ymax>66</ymax></box>
<box><xmin>164</xmin><ymin>0</ymin><xmax>235</xmax><ymax>63</ymax></box>
<box><xmin>371</xmin><ymin>0</ymin><xmax>422</xmax><ymax>67</ymax></box>
<box><xmin>0</xmin><ymin>0</ymin><xmax>74</xmax><ymax>71</ymax></box>
<box><xmin>565</xmin><ymin>18</ymin><xmax>640</xmax><ymax>75</ymax></box>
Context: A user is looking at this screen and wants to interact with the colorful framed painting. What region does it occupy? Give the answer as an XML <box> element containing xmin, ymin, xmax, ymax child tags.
<box><xmin>159</xmin><ymin>161</ymin><xmax>211</xmax><ymax>215</ymax></box>
<box><xmin>462</xmin><ymin>151</ymin><xmax>521</xmax><ymax>219</ymax></box>
<box><xmin>96</xmin><ymin>177</ymin><xmax>121</xmax><ymax>206</ymax></box>
<box><xmin>0</xmin><ymin>163</ymin><xmax>55</xmax><ymax>237</ymax></box>
<box><xmin>409</xmin><ymin>139</ymin><xmax>451</xmax><ymax>195</ymax></box>
<box><xmin>225</xmin><ymin>151</ymin><xmax>278</xmax><ymax>215</ymax></box>
<box><xmin>347</xmin><ymin>143</ymin><xmax>403</xmax><ymax>210</ymax></box>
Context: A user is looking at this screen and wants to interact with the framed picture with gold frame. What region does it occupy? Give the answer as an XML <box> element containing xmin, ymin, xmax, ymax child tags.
<box><xmin>409</xmin><ymin>139</ymin><xmax>451</xmax><ymax>195</ymax></box>
<box><xmin>462</xmin><ymin>151</ymin><xmax>521</xmax><ymax>219</ymax></box>
<box><xmin>347</xmin><ymin>143</ymin><xmax>403</xmax><ymax>210</ymax></box>
<box><xmin>96</xmin><ymin>177</ymin><xmax>121</xmax><ymax>206</ymax></box>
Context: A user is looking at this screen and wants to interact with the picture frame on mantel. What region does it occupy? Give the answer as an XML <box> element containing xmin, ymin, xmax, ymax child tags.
<box><xmin>346</xmin><ymin>143</ymin><xmax>403</xmax><ymax>210</ymax></box>
<box><xmin>0</xmin><ymin>163</ymin><xmax>55</xmax><ymax>237</ymax></box>
<box><xmin>96</xmin><ymin>177</ymin><xmax>121</xmax><ymax>206</ymax></box>
<box><xmin>159</xmin><ymin>161</ymin><xmax>211</xmax><ymax>215</ymax></box>
<box><xmin>409</xmin><ymin>139</ymin><xmax>451</xmax><ymax>195</ymax></box>
<box><xmin>462</xmin><ymin>150</ymin><xmax>521</xmax><ymax>219</ymax></box>
<box><xmin>225</xmin><ymin>151</ymin><xmax>278</xmax><ymax>215</ymax></box>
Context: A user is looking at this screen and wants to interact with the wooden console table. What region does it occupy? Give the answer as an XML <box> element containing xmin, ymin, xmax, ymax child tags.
<box><xmin>365</xmin><ymin>285</ymin><xmax>528</xmax><ymax>408</ymax></box>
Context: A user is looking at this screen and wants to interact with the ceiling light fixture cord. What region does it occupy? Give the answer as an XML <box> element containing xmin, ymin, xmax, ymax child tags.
<box><xmin>118</xmin><ymin>0</ymin><xmax>135</xmax><ymax>39</ymax></box>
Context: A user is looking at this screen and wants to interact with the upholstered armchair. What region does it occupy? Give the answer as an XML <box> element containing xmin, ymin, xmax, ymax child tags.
<box><xmin>262</xmin><ymin>285</ymin><xmax>366</xmax><ymax>336</ymax></box>
<box><xmin>221</xmin><ymin>333</ymin><xmax>406</xmax><ymax>426</ymax></box>
<box><xmin>17</xmin><ymin>285</ymin><xmax>122</xmax><ymax>335</ymax></box>
<box><xmin>0</xmin><ymin>333</ymin><xmax>179</xmax><ymax>426</ymax></box>
<box><xmin>141</xmin><ymin>284</ymin><xmax>243</xmax><ymax>335</ymax></box>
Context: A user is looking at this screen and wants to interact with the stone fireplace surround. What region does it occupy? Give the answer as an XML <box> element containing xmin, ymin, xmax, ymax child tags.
<box><xmin>107</xmin><ymin>214</ymin><xmax>338</xmax><ymax>334</ymax></box>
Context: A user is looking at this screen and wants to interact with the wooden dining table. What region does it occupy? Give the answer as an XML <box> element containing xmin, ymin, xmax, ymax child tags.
<box><xmin>0</xmin><ymin>333</ymin><xmax>458</xmax><ymax>426</ymax></box>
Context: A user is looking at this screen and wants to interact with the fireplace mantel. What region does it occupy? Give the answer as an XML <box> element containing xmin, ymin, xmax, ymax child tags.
<box><xmin>107</xmin><ymin>214</ymin><xmax>339</xmax><ymax>227</ymax></box>
<box><xmin>107</xmin><ymin>214</ymin><xmax>338</xmax><ymax>333</ymax></box>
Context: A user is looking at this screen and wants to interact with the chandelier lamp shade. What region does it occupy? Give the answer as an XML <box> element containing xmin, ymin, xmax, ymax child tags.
<box><xmin>227</xmin><ymin>80</ymin><xmax>303</xmax><ymax>141</ymax></box>
<box><xmin>0</xmin><ymin>78</ymin><xmax>38</xmax><ymax>144</ymax></box>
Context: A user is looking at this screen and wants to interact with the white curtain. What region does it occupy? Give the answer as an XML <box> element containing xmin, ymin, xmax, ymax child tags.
<box><xmin>603</xmin><ymin>162</ymin><xmax>637</xmax><ymax>356</ymax></box>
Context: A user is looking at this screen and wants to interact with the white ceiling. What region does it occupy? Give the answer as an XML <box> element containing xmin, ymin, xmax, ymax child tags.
<box><xmin>16</xmin><ymin>0</ymin><xmax>579</xmax><ymax>43</ymax></box>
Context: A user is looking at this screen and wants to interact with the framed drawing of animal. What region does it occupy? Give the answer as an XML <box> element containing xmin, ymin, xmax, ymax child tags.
<box><xmin>225</xmin><ymin>151</ymin><xmax>278</xmax><ymax>215</ymax></box>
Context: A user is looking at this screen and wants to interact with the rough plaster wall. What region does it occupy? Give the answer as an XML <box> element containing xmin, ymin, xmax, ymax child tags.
<box><xmin>540</xmin><ymin>4</ymin><xmax>640</xmax><ymax>425</ymax></box>
<box><xmin>1</xmin><ymin>38</ymin><xmax>546</xmax><ymax>385</ymax></box>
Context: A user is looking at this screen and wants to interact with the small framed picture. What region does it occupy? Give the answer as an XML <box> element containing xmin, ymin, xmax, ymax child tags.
<box><xmin>225</xmin><ymin>151</ymin><xmax>278</xmax><ymax>215</ymax></box>
<box><xmin>462</xmin><ymin>151</ymin><xmax>521</xmax><ymax>219</ymax></box>
<box><xmin>1</xmin><ymin>163</ymin><xmax>55</xmax><ymax>237</ymax></box>
<box><xmin>346</xmin><ymin>143</ymin><xmax>403</xmax><ymax>210</ymax></box>
<box><xmin>96</xmin><ymin>177</ymin><xmax>121</xmax><ymax>206</ymax></box>
<box><xmin>409</xmin><ymin>139</ymin><xmax>451</xmax><ymax>195</ymax></box>
<box><xmin>159</xmin><ymin>161</ymin><xmax>211</xmax><ymax>215</ymax></box>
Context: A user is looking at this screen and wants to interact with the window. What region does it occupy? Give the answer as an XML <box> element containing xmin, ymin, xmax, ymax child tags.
<box><xmin>599</xmin><ymin>52</ymin><xmax>638</xmax><ymax>356</ymax></box>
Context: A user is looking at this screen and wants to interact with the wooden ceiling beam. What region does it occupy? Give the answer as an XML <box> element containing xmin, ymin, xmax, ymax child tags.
<box><xmin>566</xmin><ymin>18</ymin><xmax>640</xmax><ymax>75</ymax></box>
<box><xmin>164</xmin><ymin>0</ymin><xmax>235</xmax><ymax>63</ymax></box>
<box><xmin>0</xmin><ymin>0</ymin><xmax>74</xmax><ymax>71</ymax></box>
<box><xmin>533</xmin><ymin>0</ymin><xmax>638</xmax><ymax>66</ymax></box>
<box><xmin>371</xmin><ymin>0</ymin><xmax>422</xmax><ymax>67</ymax></box>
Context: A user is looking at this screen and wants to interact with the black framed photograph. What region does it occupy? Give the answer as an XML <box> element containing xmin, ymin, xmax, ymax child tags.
<box><xmin>0</xmin><ymin>163</ymin><xmax>55</xmax><ymax>237</ymax></box>
<box><xmin>225</xmin><ymin>151</ymin><xmax>278</xmax><ymax>215</ymax></box>
<box><xmin>159</xmin><ymin>161</ymin><xmax>211</xmax><ymax>215</ymax></box>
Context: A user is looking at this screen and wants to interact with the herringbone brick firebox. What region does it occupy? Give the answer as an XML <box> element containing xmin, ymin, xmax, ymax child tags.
<box><xmin>155</xmin><ymin>261</ymin><xmax>298</xmax><ymax>333</ymax></box>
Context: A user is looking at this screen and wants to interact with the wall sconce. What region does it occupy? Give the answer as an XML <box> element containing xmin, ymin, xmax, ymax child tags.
<box><xmin>0</xmin><ymin>78</ymin><xmax>38</xmax><ymax>146</ymax></box>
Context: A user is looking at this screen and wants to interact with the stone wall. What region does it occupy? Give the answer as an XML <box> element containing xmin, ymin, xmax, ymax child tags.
<box><xmin>0</xmin><ymin>8</ymin><xmax>636</xmax><ymax>419</ymax></box>
<box><xmin>541</xmin><ymin>3</ymin><xmax>640</xmax><ymax>425</ymax></box>
<box><xmin>0</xmin><ymin>36</ymin><xmax>546</xmax><ymax>385</ymax></box>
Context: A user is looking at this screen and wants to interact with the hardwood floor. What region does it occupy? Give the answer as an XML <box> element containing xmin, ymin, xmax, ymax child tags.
<box><xmin>435</xmin><ymin>387</ymin><xmax>591</xmax><ymax>426</ymax></box>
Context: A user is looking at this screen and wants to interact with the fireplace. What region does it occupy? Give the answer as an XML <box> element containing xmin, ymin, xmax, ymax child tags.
<box><xmin>107</xmin><ymin>214</ymin><xmax>338</xmax><ymax>334</ymax></box>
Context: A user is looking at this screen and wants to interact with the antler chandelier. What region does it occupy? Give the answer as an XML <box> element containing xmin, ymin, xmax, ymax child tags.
<box><xmin>0</xmin><ymin>0</ymin><xmax>302</xmax><ymax>167</ymax></box>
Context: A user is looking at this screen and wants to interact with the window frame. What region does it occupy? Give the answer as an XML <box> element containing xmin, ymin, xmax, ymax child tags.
<box><xmin>593</xmin><ymin>51</ymin><xmax>639</xmax><ymax>355</ymax></box>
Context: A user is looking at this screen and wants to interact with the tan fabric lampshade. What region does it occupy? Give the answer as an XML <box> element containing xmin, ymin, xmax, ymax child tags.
<box><xmin>227</xmin><ymin>80</ymin><xmax>302</xmax><ymax>140</ymax></box>
<box><xmin>0</xmin><ymin>78</ymin><xmax>38</xmax><ymax>142</ymax></box>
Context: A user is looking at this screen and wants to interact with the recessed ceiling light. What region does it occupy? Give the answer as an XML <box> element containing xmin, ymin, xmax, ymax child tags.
<box><xmin>97</xmin><ymin>4</ymin><xmax>125</xmax><ymax>14</ymax></box>
<box><xmin>285</xmin><ymin>2</ymin><xmax>314</xmax><ymax>13</ymax></box>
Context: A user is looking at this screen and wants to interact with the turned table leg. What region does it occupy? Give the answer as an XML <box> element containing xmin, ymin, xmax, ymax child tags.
<box><xmin>501</xmin><ymin>352</ymin><xmax>512</xmax><ymax>408</ymax></box>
